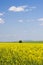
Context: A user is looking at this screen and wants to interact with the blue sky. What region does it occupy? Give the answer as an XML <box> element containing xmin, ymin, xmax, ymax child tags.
<box><xmin>0</xmin><ymin>0</ymin><xmax>43</xmax><ymax>41</ymax></box>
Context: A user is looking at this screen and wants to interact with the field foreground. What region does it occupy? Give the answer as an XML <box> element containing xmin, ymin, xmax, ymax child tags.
<box><xmin>0</xmin><ymin>42</ymin><xmax>43</xmax><ymax>65</ymax></box>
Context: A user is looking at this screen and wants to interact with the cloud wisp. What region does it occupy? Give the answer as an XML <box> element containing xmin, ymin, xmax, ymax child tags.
<box><xmin>18</xmin><ymin>19</ymin><xmax>23</xmax><ymax>23</ymax></box>
<box><xmin>0</xmin><ymin>13</ymin><xmax>3</xmax><ymax>16</ymax></box>
<box><xmin>38</xmin><ymin>18</ymin><xmax>43</xmax><ymax>21</ymax></box>
<box><xmin>0</xmin><ymin>18</ymin><xmax>5</xmax><ymax>24</ymax></box>
<box><xmin>40</xmin><ymin>23</ymin><xmax>43</xmax><ymax>26</ymax></box>
<box><xmin>28</xmin><ymin>6</ymin><xmax>36</xmax><ymax>11</ymax></box>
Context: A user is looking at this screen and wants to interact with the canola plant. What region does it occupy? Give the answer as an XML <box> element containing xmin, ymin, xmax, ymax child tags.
<box><xmin>0</xmin><ymin>43</ymin><xmax>43</xmax><ymax>65</ymax></box>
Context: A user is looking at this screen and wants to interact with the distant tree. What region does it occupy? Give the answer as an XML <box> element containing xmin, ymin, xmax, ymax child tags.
<box><xmin>19</xmin><ymin>40</ymin><xmax>22</xmax><ymax>43</ymax></box>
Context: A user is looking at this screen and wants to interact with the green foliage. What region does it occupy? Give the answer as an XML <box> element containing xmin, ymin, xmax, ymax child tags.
<box><xmin>19</xmin><ymin>40</ymin><xmax>22</xmax><ymax>43</ymax></box>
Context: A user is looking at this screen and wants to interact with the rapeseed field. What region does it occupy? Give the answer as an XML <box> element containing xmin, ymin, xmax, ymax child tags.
<box><xmin>0</xmin><ymin>42</ymin><xmax>43</xmax><ymax>65</ymax></box>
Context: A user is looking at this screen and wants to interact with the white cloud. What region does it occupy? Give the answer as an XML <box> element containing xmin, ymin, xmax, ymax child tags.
<box><xmin>18</xmin><ymin>20</ymin><xmax>23</xmax><ymax>23</ymax></box>
<box><xmin>38</xmin><ymin>18</ymin><xmax>43</xmax><ymax>21</ymax></box>
<box><xmin>0</xmin><ymin>13</ymin><xmax>3</xmax><ymax>16</ymax></box>
<box><xmin>8</xmin><ymin>5</ymin><xmax>36</xmax><ymax>12</ymax></box>
<box><xmin>9</xmin><ymin>5</ymin><xmax>28</xmax><ymax>12</ymax></box>
<box><xmin>0</xmin><ymin>18</ymin><xmax>5</xmax><ymax>24</ymax></box>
